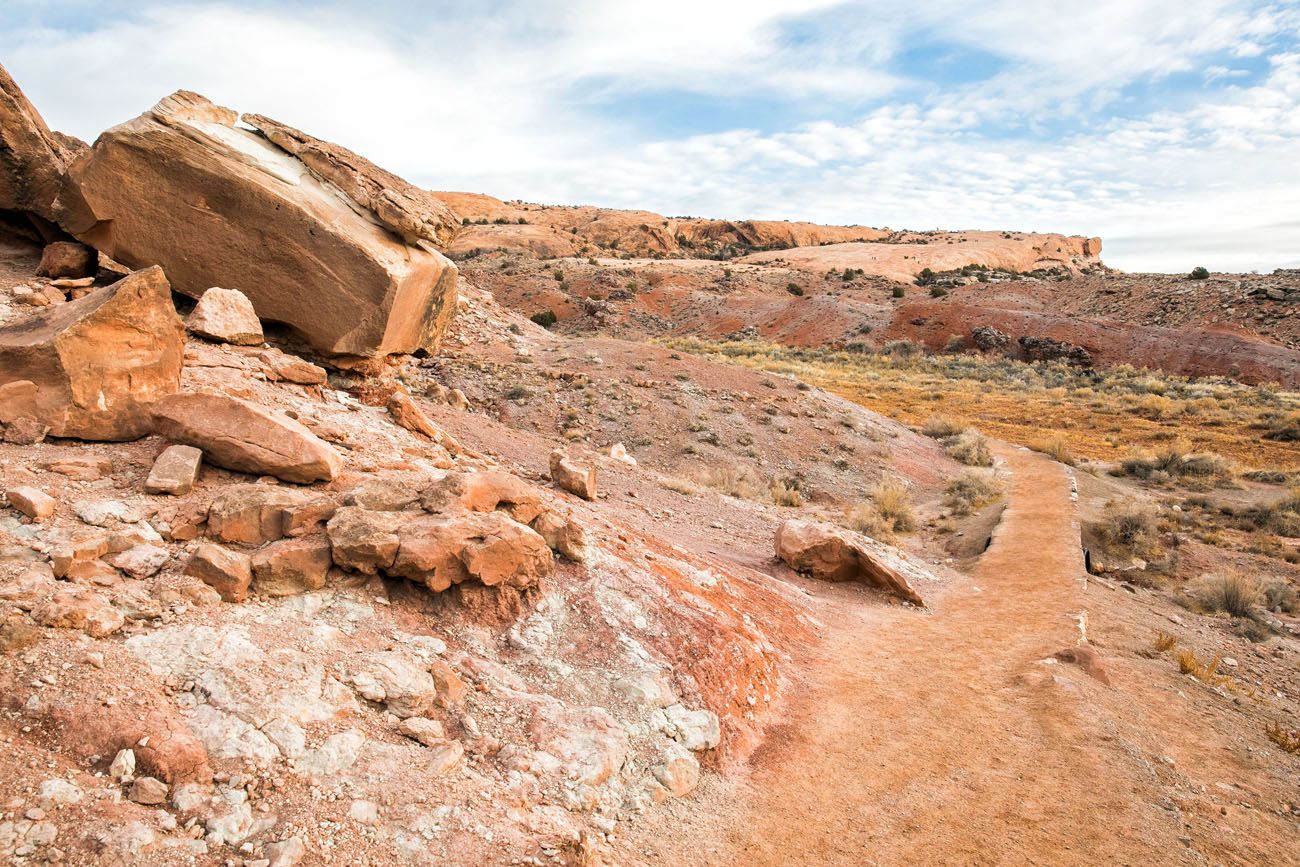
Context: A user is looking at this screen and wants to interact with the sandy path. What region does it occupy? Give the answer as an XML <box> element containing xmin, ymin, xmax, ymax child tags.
<box><xmin>637</xmin><ymin>444</ymin><xmax>1197</xmax><ymax>866</ymax></box>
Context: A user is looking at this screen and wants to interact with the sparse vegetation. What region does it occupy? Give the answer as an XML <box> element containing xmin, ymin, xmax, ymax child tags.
<box><xmin>944</xmin><ymin>429</ymin><xmax>993</xmax><ymax>467</ymax></box>
<box><xmin>871</xmin><ymin>477</ymin><xmax>916</xmax><ymax>532</ymax></box>
<box><xmin>770</xmin><ymin>478</ymin><xmax>805</xmax><ymax>507</ymax></box>
<box><xmin>1029</xmin><ymin>434</ymin><xmax>1076</xmax><ymax>466</ymax></box>
<box><xmin>1189</xmin><ymin>266</ymin><xmax>1210</xmax><ymax>280</ymax></box>
<box><xmin>840</xmin><ymin>502</ymin><xmax>896</xmax><ymax>540</ymax></box>
<box><xmin>1093</xmin><ymin>500</ymin><xmax>1158</xmax><ymax>555</ymax></box>
<box><xmin>530</xmin><ymin>309</ymin><xmax>558</xmax><ymax>329</ymax></box>
<box><xmin>1265</xmin><ymin>721</ymin><xmax>1300</xmax><ymax>753</ymax></box>
<box><xmin>1192</xmin><ymin>570</ymin><xmax>1262</xmax><ymax>618</ymax></box>
<box><xmin>944</xmin><ymin>470</ymin><xmax>1002</xmax><ymax>516</ymax></box>
<box><xmin>1153</xmin><ymin>631</ymin><xmax>1178</xmax><ymax>652</ymax></box>
<box><xmin>1175</xmin><ymin>648</ymin><xmax>1230</xmax><ymax>686</ymax></box>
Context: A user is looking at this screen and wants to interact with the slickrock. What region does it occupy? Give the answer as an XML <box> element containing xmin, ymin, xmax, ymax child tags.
<box><xmin>251</xmin><ymin>536</ymin><xmax>332</xmax><ymax>597</ymax></box>
<box><xmin>550</xmin><ymin>450</ymin><xmax>597</xmax><ymax>500</ymax></box>
<box><xmin>185</xmin><ymin>543</ymin><xmax>252</xmax><ymax>602</ymax></box>
<box><xmin>152</xmin><ymin>393</ymin><xmax>342</xmax><ymax>483</ymax></box>
<box><xmin>775</xmin><ymin>518</ymin><xmax>928</xmax><ymax>606</ymax></box>
<box><xmin>186</xmin><ymin>286</ymin><xmax>264</xmax><ymax>346</ymax></box>
<box><xmin>63</xmin><ymin>90</ymin><xmax>459</xmax><ymax>358</ymax></box>
<box><xmin>5</xmin><ymin>485</ymin><xmax>55</xmax><ymax>520</ymax></box>
<box><xmin>0</xmin><ymin>266</ymin><xmax>184</xmax><ymax>440</ymax></box>
<box><xmin>36</xmin><ymin>241</ymin><xmax>97</xmax><ymax>279</ymax></box>
<box><xmin>144</xmin><ymin>444</ymin><xmax>203</xmax><ymax>495</ymax></box>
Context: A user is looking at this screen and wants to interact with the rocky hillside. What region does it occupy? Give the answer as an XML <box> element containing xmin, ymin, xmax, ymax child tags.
<box><xmin>0</xmin><ymin>66</ymin><xmax>962</xmax><ymax>865</ymax></box>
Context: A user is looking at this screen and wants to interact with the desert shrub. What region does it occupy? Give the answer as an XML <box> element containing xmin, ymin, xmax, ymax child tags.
<box><xmin>770</xmin><ymin>478</ymin><xmax>804</xmax><ymax>507</ymax></box>
<box><xmin>1094</xmin><ymin>500</ymin><xmax>1157</xmax><ymax>552</ymax></box>
<box><xmin>892</xmin><ymin>286</ymin><xmax>906</xmax><ymax>298</ymax></box>
<box><xmin>882</xmin><ymin>339</ymin><xmax>920</xmax><ymax>358</ymax></box>
<box><xmin>504</xmin><ymin>386</ymin><xmax>531</xmax><ymax>402</ymax></box>
<box><xmin>916</xmin><ymin>268</ymin><xmax>935</xmax><ymax>286</ymax></box>
<box><xmin>871</xmin><ymin>478</ymin><xmax>916</xmax><ymax>532</ymax></box>
<box><xmin>944</xmin><ymin>334</ymin><xmax>966</xmax><ymax>352</ymax></box>
<box><xmin>929</xmin><ymin>286</ymin><xmax>949</xmax><ymax>298</ymax></box>
<box><xmin>530</xmin><ymin>310</ymin><xmax>558</xmax><ymax>329</ymax></box>
<box><xmin>786</xmin><ymin>283</ymin><xmax>804</xmax><ymax>297</ymax></box>
<box><xmin>1117</xmin><ymin>448</ymin><xmax>1231</xmax><ymax>483</ymax></box>
<box><xmin>1153</xmin><ymin>631</ymin><xmax>1178</xmax><ymax>652</ymax></box>
<box><xmin>1250</xmin><ymin>491</ymin><xmax>1300</xmax><ymax>536</ymax></box>
<box><xmin>1266</xmin><ymin>721</ymin><xmax>1300</xmax><ymax>753</ymax></box>
<box><xmin>1263</xmin><ymin>579</ymin><xmax>1299</xmax><ymax>613</ymax></box>
<box><xmin>944</xmin><ymin>470</ymin><xmax>1001</xmax><ymax>516</ymax></box>
<box><xmin>921</xmin><ymin>415</ymin><xmax>966</xmax><ymax>439</ymax></box>
<box><xmin>661</xmin><ymin>477</ymin><xmax>699</xmax><ymax>495</ymax></box>
<box><xmin>1189</xmin><ymin>266</ymin><xmax>1210</xmax><ymax>280</ymax></box>
<box><xmin>1030</xmin><ymin>434</ymin><xmax>1076</xmax><ymax>466</ymax></box>
<box><xmin>945</xmin><ymin>429</ymin><xmax>993</xmax><ymax>467</ymax></box>
<box><xmin>1176</xmin><ymin>649</ymin><xmax>1228</xmax><ymax>685</ymax></box>
<box><xmin>693</xmin><ymin>463</ymin><xmax>764</xmax><ymax>500</ymax></box>
<box><xmin>841</xmin><ymin>502</ymin><xmax>894</xmax><ymax>539</ymax></box>
<box><xmin>1193</xmin><ymin>571</ymin><xmax>1262</xmax><ymax>618</ymax></box>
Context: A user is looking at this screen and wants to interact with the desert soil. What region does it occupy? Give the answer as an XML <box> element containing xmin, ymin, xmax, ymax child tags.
<box><xmin>621</xmin><ymin>443</ymin><xmax>1298</xmax><ymax>866</ymax></box>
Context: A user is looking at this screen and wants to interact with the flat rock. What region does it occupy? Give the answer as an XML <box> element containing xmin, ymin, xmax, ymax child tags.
<box><xmin>0</xmin><ymin>267</ymin><xmax>184</xmax><ymax>440</ymax></box>
<box><xmin>185</xmin><ymin>543</ymin><xmax>252</xmax><ymax>602</ymax></box>
<box><xmin>152</xmin><ymin>393</ymin><xmax>342</xmax><ymax>484</ymax></box>
<box><xmin>5</xmin><ymin>486</ymin><xmax>55</xmax><ymax>520</ymax></box>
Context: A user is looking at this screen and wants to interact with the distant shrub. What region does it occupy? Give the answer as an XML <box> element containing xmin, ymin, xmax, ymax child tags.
<box><xmin>944</xmin><ymin>334</ymin><xmax>965</xmax><ymax>352</ymax></box>
<box><xmin>945</xmin><ymin>429</ymin><xmax>993</xmax><ymax>467</ymax></box>
<box><xmin>922</xmin><ymin>415</ymin><xmax>966</xmax><ymax>439</ymax></box>
<box><xmin>1193</xmin><ymin>571</ymin><xmax>1261</xmax><ymax>618</ymax></box>
<box><xmin>916</xmin><ymin>267</ymin><xmax>936</xmax><ymax>286</ymax></box>
<box><xmin>892</xmin><ymin>286</ymin><xmax>906</xmax><ymax>298</ymax></box>
<box><xmin>530</xmin><ymin>310</ymin><xmax>558</xmax><ymax>328</ymax></box>
<box><xmin>1189</xmin><ymin>266</ymin><xmax>1210</xmax><ymax>280</ymax></box>
<box><xmin>945</xmin><ymin>470</ymin><xmax>1001</xmax><ymax>516</ymax></box>
<box><xmin>1094</xmin><ymin>500</ymin><xmax>1157</xmax><ymax>552</ymax></box>
<box><xmin>769</xmin><ymin>477</ymin><xmax>804</xmax><ymax>507</ymax></box>
<box><xmin>1030</xmin><ymin>434</ymin><xmax>1076</xmax><ymax>466</ymax></box>
<box><xmin>929</xmin><ymin>286</ymin><xmax>949</xmax><ymax>298</ymax></box>
<box><xmin>841</xmin><ymin>503</ymin><xmax>894</xmax><ymax>540</ymax></box>
<box><xmin>871</xmin><ymin>477</ymin><xmax>916</xmax><ymax>532</ymax></box>
<box><xmin>882</xmin><ymin>339</ymin><xmax>921</xmax><ymax>358</ymax></box>
<box><xmin>786</xmin><ymin>283</ymin><xmax>804</xmax><ymax>296</ymax></box>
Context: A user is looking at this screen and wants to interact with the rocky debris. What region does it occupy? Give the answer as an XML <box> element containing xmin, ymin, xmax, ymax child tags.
<box><xmin>387</xmin><ymin>388</ymin><xmax>462</xmax><ymax>453</ymax></box>
<box><xmin>0</xmin><ymin>266</ymin><xmax>184</xmax><ymax>440</ymax></box>
<box><xmin>108</xmin><ymin>748</ymin><xmax>135</xmax><ymax>780</ymax></box>
<box><xmin>532</xmin><ymin>509</ymin><xmax>591</xmax><ymax>563</ymax></box>
<box><xmin>63</xmin><ymin>90</ymin><xmax>459</xmax><ymax>358</ymax></box>
<box><xmin>32</xmin><ymin>585</ymin><xmax>124</xmax><ymax>636</ymax></box>
<box><xmin>144</xmin><ymin>444</ymin><xmax>203</xmax><ymax>495</ymax></box>
<box><xmin>265</xmin><ymin>837</ymin><xmax>306</xmax><ymax>867</ymax></box>
<box><xmin>0</xmin><ymin>61</ymin><xmax>83</xmax><ymax>227</ymax></box>
<box><xmin>397</xmin><ymin>716</ymin><xmax>446</xmax><ymax>746</ymax></box>
<box><xmin>152</xmin><ymin>393</ymin><xmax>342</xmax><ymax>483</ymax></box>
<box><xmin>259</xmin><ymin>349</ymin><xmax>327</xmax><ymax>385</ymax></box>
<box><xmin>251</xmin><ymin>537</ymin><xmax>332</xmax><ymax>597</ymax></box>
<box><xmin>653</xmin><ymin>743</ymin><xmax>701</xmax><ymax>798</ymax></box>
<box><xmin>350</xmin><ymin>651</ymin><xmax>437</xmax><ymax>717</ymax></box>
<box><xmin>207</xmin><ymin>485</ymin><xmax>337</xmax><ymax>544</ymax></box>
<box><xmin>530</xmin><ymin>703</ymin><xmax>629</xmax><ymax>788</ymax></box>
<box><xmin>36</xmin><ymin>241</ymin><xmax>97</xmax><ymax>279</ymax></box>
<box><xmin>1018</xmin><ymin>334</ymin><xmax>1092</xmax><ymax>366</ymax></box>
<box><xmin>430</xmin><ymin>660</ymin><xmax>467</xmax><ymax>707</ymax></box>
<box><xmin>106</xmin><ymin>543</ymin><xmax>170</xmax><ymax>578</ymax></box>
<box><xmin>5</xmin><ymin>485</ymin><xmax>55</xmax><ymax>520</ymax></box>
<box><xmin>656</xmin><ymin>704</ymin><xmax>722</xmax><ymax>752</ymax></box>
<box><xmin>185</xmin><ymin>543</ymin><xmax>252</xmax><ymax>602</ymax></box>
<box><xmin>128</xmin><ymin>776</ymin><xmax>169</xmax><ymax>805</ymax></box>
<box><xmin>186</xmin><ymin>286</ymin><xmax>264</xmax><ymax>346</ymax></box>
<box><xmin>2</xmin><ymin>415</ymin><xmax>49</xmax><ymax>445</ymax></box>
<box><xmin>550</xmin><ymin>450</ymin><xmax>597</xmax><ymax>500</ymax></box>
<box><xmin>971</xmin><ymin>324</ymin><xmax>1011</xmax><ymax>352</ymax></box>
<box><xmin>609</xmin><ymin>442</ymin><xmax>637</xmax><ymax>466</ymax></box>
<box><xmin>42</xmin><ymin>455</ymin><xmax>112</xmax><ymax>480</ymax></box>
<box><xmin>775</xmin><ymin>519</ymin><xmax>927</xmax><ymax>606</ymax></box>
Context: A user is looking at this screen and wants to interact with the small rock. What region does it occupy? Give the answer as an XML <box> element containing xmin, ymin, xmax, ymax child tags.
<box><xmin>251</xmin><ymin>537</ymin><xmax>331</xmax><ymax>597</ymax></box>
<box><xmin>185</xmin><ymin>544</ymin><xmax>252</xmax><ymax>603</ymax></box>
<box><xmin>186</xmin><ymin>287</ymin><xmax>264</xmax><ymax>346</ymax></box>
<box><xmin>397</xmin><ymin>716</ymin><xmax>446</xmax><ymax>747</ymax></box>
<box><xmin>5</xmin><ymin>486</ymin><xmax>56</xmax><ymax>520</ymax></box>
<box><xmin>609</xmin><ymin>442</ymin><xmax>637</xmax><ymax>465</ymax></box>
<box><xmin>109</xmin><ymin>748</ymin><xmax>136</xmax><ymax>780</ymax></box>
<box><xmin>36</xmin><ymin>241</ymin><xmax>98</xmax><ymax>279</ymax></box>
<box><xmin>430</xmin><ymin>660</ymin><xmax>467</xmax><ymax>708</ymax></box>
<box><xmin>550</xmin><ymin>450</ymin><xmax>597</xmax><ymax>500</ymax></box>
<box><xmin>144</xmin><ymin>445</ymin><xmax>203</xmax><ymax>495</ymax></box>
<box><xmin>129</xmin><ymin>776</ymin><xmax>169</xmax><ymax>805</ymax></box>
<box><xmin>106</xmin><ymin>544</ymin><xmax>170</xmax><ymax>579</ymax></box>
<box><xmin>265</xmin><ymin>836</ymin><xmax>306</xmax><ymax>867</ymax></box>
<box><xmin>426</xmin><ymin>740</ymin><xmax>463</xmax><ymax>777</ymax></box>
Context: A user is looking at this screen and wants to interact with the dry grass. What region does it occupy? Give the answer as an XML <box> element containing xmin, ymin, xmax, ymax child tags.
<box><xmin>1175</xmin><ymin>649</ymin><xmax>1230</xmax><ymax>686</ymax></box>
<box><xmin>659</xmin><ymin>338</ymin><xmax>1300</xmax><ymax>471</ymax></box>
<box><xmin>694</xmin><ymin>463</ymin><xmax>766</xmax><ymax>500</ymax></box>
<box><xmin>921</xmin><ymin>415</ymin><xmax>967</xmax><ymax>439</ymax></box>
<box><xmin>1029</xmin><ymin>434</ymin><xmax>1077</xmax><ymax>466</ymax></box>
<box><xmin>1153</xmin><ymin>631</ymin><xmax>1178</xmax><ymax>653</ymax></box>
<box><xmin>770</xmin><ymin>478</ymin><xmax>805</xmax><ymax>507</ymax></box>
<box><xmin>1093</xmin><ymin>500</ymin><xmax>1159</xmax><ymax>555</ymax></box>
<box><xmin>1193</xmin><ymin>570</ymin><xmax>1262</xmax><ymax>618</ymax></box>
<box><xmin>945</xmin><ymin>470</ymin><xmax>1002</xmax><ymax>517</ymax></box>
<box><xmin>1265</xmin><ymin>721</ymin><xmax>1300</xmax><ymax>753</ymax></box>
<box><xmin>945</xmin><ymin>429</ymin><xmax>993</xmax><ymax>467</ymax></box>
<box><xmin>871</xmin><ymin>477</ymin><xmax>916</xmax><ymax>532</ymax></box>
<box><xmin>840</xmin><ymin>502</ymin><xmax>895</xmax><ymax>540</ymax></box>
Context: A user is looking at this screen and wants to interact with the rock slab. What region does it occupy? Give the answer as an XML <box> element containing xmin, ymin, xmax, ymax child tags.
<box><xmin>186</xmin><ymin>287</ymin><xmax>264</xmax><ymax>346</ymax></box>
<box><xmin>775</xmin><ymin>519</ymin><xmax>927</xmax><ymax>606</ymax></box>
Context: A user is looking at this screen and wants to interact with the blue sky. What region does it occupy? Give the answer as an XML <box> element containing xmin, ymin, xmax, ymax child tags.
<box><xmin>4</xmin><ymin>0</ymin><xmax>1299</xmax><ymax>272</ymax></box>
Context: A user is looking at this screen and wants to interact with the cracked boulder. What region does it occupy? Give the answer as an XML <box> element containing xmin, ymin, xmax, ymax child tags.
<box><xmin>62</xmin><ymin>90</ymin><xmax>458</xmax><ymax>358</ymax></box>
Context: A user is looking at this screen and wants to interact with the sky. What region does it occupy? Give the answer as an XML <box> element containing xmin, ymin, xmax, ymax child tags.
<box><xmin>3</xmin><ymin>0</ymin><xmax>1299</xmax><ymax>273</ymax></box>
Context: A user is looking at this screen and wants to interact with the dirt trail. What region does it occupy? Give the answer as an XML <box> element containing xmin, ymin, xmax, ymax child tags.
<box><xmin>635</xmin><ymin>444</ymin><xmax>1198</xmax><ymax>866</ymax></box>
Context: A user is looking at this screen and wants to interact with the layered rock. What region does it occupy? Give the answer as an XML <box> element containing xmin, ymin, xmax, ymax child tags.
<box><xmin>152</xmin><ymin>394</ymin><xmax>342</xmax><ymax>484</ymax></box>
<box><xmin>0</xmin><ymin>266</ymin><xmax>184</xmax><ymax>440</ymax></box>
<box><xmin>62</xmin><ymin>91</ymin><xmax>458</xmax><ymax>358</ymax></box>
<box><xmin>774</xmin><ymin>519</ymin><xmax>927</xmax><ymax>606</ymax></box>
<box><xmin>0</xmin><ymin>62</ymin><xmax>83</xmax><ymax>229</ymax></box>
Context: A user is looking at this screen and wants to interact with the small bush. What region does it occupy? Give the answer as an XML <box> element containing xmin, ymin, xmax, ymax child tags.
<box><xmin>530</xmin><ymin>310</ymin><xmax>558</xmax><ymax>329</ymax></box>
<box><xmin>1263</xmin><ymin>579</ymin><xmax>1298</xmax><ymax>613</ymax></box>
<box><xmin>871</xmin><ymin>478</ymin><xmax>916</xmax><ymax>532</ymax></box>
<box><xmin>1095</xmin><ymin>500</ymin><xmax>1157</xmax><ymax>551</ymax></box>
<box><xmin>694</xmin><ymin>464</ymin><xmax>765</xmax><ymax>500</ymax></box>
<box><xmin>504</xmin><ymin>385</ymin><xmax>531</xmax><ymax>402</ymax></box>
<box><xmin>841</xmin><ymin>503</ymin><xmax>894</xmax><ymax>539</ymax></box>
<box><xmin>1189</xmin><ymin>266</ymin><xmax>1210</xmax><ymax>280</ymax></box>
<box><xmin>892</xmin><ymin>286</ymin><xmax>906</xmax><ymax>298</ymax></box>
<box><xmin>1030</xmin><ymin>434</ymin><xmax>1076</xmax><ymax>466</ymax></box>
<box><xmin>882</xmin><ymin>339</ymin><xmax>921</xmax><ymax>358</ymax></box>
<box><xmin>1153</xmin><ymin>631</ymin><xmax>1178</xmax><ymax>653</ymax></box>
<box><xmin>929</xmin><ymin>286</ymin><xmax>949</xmax><ymax>298</ymax></box>
<box><xmin>922</xmin><ymin>415</ymin><xmax>966</xmax><ymax>439</ymax></box>
<box><xmin>945</xmin><ymin>429</ymin><xmax>993</xmax><ymax>467</ymax></box>
<box><xmin>770</xmin><ymin>478</ymin><xmax>804</xmax><ymax>507</ymax></box>
<box><xmin>945</xmin><ymin>470</ymin><xmax>1001</xmax><ymax>516</ymax></box>
<box><xmin>1193</xmin><ymin>571</ymin><xmax>1261</xmax><ymax>618</ymax></box>
<box><xmin>786</xmin><ymin>283</ymin><xmax>804</xmax><ymax>297</ymax></box>
<box><xmin>1265</xmin><ymin>721</ymin><xmax>1300</xmax><ymax>753</ymax></box>
<box><xmin>1175</xmin><ymin>649</ymin><xmax>1228</xmax><ymax>685</ymax></box>
<box><xmin>944</xmin><ymin>334</ymin><xmax>965</xmax><ymax>352</ymax></box>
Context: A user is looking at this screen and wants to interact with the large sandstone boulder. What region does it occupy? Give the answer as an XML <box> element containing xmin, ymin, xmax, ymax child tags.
<box><xmin>0</xmin><ymin>62</ymin><xmax>83</xmax><ymax>229</ymax></box>
<box><xmin>774</xmin><ymin>519</ymin><xmax>927</xmax><ymax>606</ymax></box>
<box><xmin>62</xmin><ymin>91</ymin><xmax>458</xmax><ymax>358</ymax></box>
<box><xmin>152</xmin><ymin>394</ymin><xmax>342</xmax><ymax>484</ymax></box>
<box><xmin>0</xmin><ymin>266</ymin><xmax>184</xmax><ymax>440</ymax></box>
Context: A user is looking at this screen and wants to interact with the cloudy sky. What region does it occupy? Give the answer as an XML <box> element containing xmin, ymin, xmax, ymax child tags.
<box><xmin>4</xmin><ymin>0</ymin><xmax>1298</xmax><ymax>272</ymax></box>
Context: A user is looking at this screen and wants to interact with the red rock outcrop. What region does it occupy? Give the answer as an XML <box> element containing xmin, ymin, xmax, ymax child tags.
<box><xmin>0</xmin><ymin>266</ymin><xmax>184</xmax><ymax>440</ymax></box>
<box><xmin>62</xmin><ymin>91</ymin><xmax>458</xmax><ymax>358</ymax></box>
<box><xmin>0</xmin><ymin>62</ymin><xmax>83</xmax><ymax>231</ymax></box>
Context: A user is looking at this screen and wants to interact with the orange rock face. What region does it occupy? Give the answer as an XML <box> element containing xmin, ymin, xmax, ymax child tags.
<box><xmin>0</xmin><ymin>62</ymin><xmax>83</xmax><ymax>227</ymax></box>
<box><xmin>0</xmin><ymin>266</ymin><xmax>184</xmax><ymax>440</ymax></box>
<box><xmin>63</xmin><ymin>91</ymin><xmax>459</xmax><ymax>358</ymax></box>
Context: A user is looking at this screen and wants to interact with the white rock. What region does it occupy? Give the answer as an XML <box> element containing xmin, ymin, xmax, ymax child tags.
<box><xmin>36</xmin><ymin>779</ymin><xmax>83</xmax><ymax>805</ymax></box>
<box><xmin>660</xmin><ymin>704</ymin><xmax>721</xmax><ymax>751</ymax></box>
<box><xmin>109</xmin><ymin>748</ymin><xmax>136</xmax><ymax>780</ymax></box>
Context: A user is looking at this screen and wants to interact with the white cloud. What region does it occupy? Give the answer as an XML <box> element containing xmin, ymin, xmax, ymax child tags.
<box><xmin>2</xmin><ymin>0</ymin><xmax>1297</xmax><ymax>272</ymax></box>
